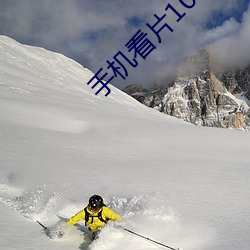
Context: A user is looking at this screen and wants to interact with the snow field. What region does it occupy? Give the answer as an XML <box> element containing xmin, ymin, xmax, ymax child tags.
<box><xmin>0</xmin><ymin>36</ymin><xmax>250</xmax><ymax>250</ymax></box>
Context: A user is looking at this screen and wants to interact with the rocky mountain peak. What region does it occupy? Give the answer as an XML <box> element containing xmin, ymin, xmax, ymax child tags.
<box><xmin>177</xmin><ymin>48</ymin><xmax>210</xmax><ymax>78</ymax></box>
<box><xmin>123</xmin><ymin>49</ymin><xmax>250</xmax><ymax>130</ymax></box>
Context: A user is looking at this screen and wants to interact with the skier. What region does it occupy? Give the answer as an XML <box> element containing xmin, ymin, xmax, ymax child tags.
<box><xmin>66</xmin><ymin>194</ymin><xmax>122</xmax><ymax>239</ymax></box>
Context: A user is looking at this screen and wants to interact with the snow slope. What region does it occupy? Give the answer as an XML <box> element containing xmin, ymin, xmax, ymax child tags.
<box><xmin>0</xmin><ymin>36</ymin><xmax>250</xmax><ymax>250</ymax></box>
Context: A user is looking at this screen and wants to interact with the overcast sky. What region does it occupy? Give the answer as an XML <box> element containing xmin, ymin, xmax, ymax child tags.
<box><xmin>0</xmin><ymin>0</ymin><xmax>249</xmax><ymax>89</ymax></box>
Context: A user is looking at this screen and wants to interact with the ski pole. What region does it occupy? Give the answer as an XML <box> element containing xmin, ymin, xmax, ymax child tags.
<box><xmin>122</xmin><ymin>227</ymin><xmax>180</xmax><ymax>250</ymax></box>
<box><xmin>37</xmin><ymin>220</ymin><xmax>48</xmax><ymax>231</ymax></box>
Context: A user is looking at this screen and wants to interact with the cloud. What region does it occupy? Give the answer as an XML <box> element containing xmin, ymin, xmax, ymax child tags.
<box><xmin>0</xmin><ymin>0</ymin><xmax>249</xmax><ymax>89</ymax></box>
<box><xmin>209</xmin><ymin>2</ymin><xmax>250</xmax><ymax>69</ymax></box>
<box><xmin>200</xmin><ymin>18</ymin><xmax>240</xmax><ymax>45</ymax></box>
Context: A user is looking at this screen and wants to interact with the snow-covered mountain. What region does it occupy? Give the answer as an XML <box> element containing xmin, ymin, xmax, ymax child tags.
<box><xmin>0</xmin><ymin>36</ymin><xmax>250</xmax><ymax>250</ymax></box>
<box><xmin>124</xmin><ymin>49</ymin><xmax>250</xmax><ymax>130</ymax></box>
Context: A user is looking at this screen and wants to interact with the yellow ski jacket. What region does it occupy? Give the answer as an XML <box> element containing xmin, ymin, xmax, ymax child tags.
<box><xmin>67</xmin><ymin>206</ymin><xmax>121</xmax><ymax>233</ymax></box>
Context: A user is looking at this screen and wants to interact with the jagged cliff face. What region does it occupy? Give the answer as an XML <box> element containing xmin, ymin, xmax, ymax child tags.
<box><xmin>123</xmin><ymin>49</ymin><xmax>250</xmax><ymax>130</ymax></box>
<box><xmin>217</xmin><ymin>66</ymin><xmax>250</xmax><ymax>99</ymax></box>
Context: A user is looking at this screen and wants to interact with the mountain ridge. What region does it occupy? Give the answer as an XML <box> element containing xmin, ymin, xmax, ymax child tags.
<box><xmin>123</xmin><ymin>49</ymin><xmax>250</xmax><ymax>130</ymax></box>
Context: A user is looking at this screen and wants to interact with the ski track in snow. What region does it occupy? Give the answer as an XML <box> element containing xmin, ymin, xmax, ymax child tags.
<box><xmin>0</xmin><ymin>180</ymin><xmax>212</xmax><ymax>250</ymax></box>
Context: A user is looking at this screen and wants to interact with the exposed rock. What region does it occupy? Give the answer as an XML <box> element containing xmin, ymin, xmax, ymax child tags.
<box><xmin>123</xmin><ymin>84</ymin><xmax>147</xmax><ymax>103</ymax></box>
<box><xmin>217</xmin><ymin>66</ymin><xmax>250</xmax><ymax>99</ymax></box>
<box><xmin>123</xmin><ymin>49</ymin><xmax>250</xmax><ymax>130</ymax></box>
<box><xmin>123</xmin><ymin>84</ymin><xmax>147</xmax><ymax>95</ymax></box>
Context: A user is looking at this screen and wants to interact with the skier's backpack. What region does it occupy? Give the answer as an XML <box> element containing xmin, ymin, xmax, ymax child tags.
<box><xmin>84</xmin><ymin>206</ymin><xmax>109</xmax><ymax>226</ymax></box>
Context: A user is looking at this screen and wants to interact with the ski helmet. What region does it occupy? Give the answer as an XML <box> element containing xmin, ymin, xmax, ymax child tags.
<box><xmin>89</xmin><ymin>195</ymin><xmax>104</xmax><ymax>210</ymax></box>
